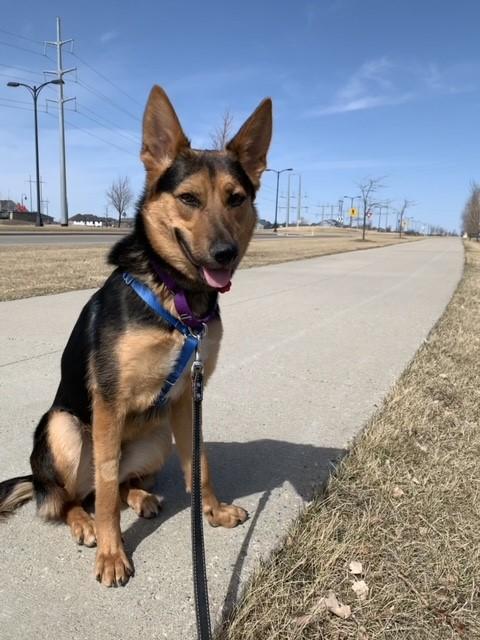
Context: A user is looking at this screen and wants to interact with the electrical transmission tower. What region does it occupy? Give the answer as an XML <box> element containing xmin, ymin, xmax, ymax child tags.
<box><xmin>45</xmin><ymin>17</ymin><xmax>76</xmax><ymax>226</ymax></box>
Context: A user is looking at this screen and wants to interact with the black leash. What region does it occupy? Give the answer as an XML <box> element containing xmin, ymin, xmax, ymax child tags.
<box><xmin>191</xmin><ymin>345</ymin><xmax>212</xmax><ymax>640</ymax></box>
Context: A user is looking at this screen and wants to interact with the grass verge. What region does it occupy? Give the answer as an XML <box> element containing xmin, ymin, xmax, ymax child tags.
<box><xmin>0</xmin><ymin>231</ymin><xmax>416</xmax><ymax>301</ymax></box>
<box><xmin>216</xmin><ymin>241</ymin><xmax>480</xmax><ymax>640</ymax></box>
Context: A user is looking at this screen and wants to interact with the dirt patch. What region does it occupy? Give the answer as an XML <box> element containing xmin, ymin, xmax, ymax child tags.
<box><xmin>216</xmin><ymin>241</ymin><xmax>480</xmax><ymax>639</ymax></box>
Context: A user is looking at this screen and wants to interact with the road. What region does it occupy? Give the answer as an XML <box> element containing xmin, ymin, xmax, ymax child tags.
<box><xmin>0</xmin><ymin>238</ymin><xmax>462</xmax><ymax>639</ymax></box>
<box><xmin>0</xmin><ymin>231</ymin><xmax>283</xmax><ymax>245</ymax></box>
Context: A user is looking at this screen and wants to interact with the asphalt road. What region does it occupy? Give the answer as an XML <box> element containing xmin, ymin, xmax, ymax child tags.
<box><xmin>0</xmin><ymin>231</ymin><xmax>284</xmax><ymax>245</ymax></box>
<box><xmin>0</xmin><ymin>238</ymin><xmax>463</xmax><ymax>639</ymax></box>
<box><xmin>0</xmin><ymin>232</ymin><xmax>126</xmax><ymax>245</ymax></box>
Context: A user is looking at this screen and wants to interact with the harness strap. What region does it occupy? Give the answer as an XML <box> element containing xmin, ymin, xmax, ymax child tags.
<box><xmin>122</xmin><ymin>272</ymin><xmax>202</xmax><ymax>407</ymax></box>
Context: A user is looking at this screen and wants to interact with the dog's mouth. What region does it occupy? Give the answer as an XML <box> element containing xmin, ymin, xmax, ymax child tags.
<box><xmin>174</xmin><ymin>228</ymin><xmax>232</xmax><ymax>292</ymax></box>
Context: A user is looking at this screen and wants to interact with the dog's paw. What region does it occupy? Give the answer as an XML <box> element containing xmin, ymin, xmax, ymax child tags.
<box><xmin>95</xmin><ymin>548</ymin><xmax>134</xmax><ymax>587</ymax></box>
<box><xmin>69</xmin><ymin>512</ymin><xmax>97</xmax><ymax>547</ymax></box>
<box><xmin>127</xmin><ymin>489</ymin><xmax>163</xmax><ymax>519</ymax></box>
<box><xmin>206</xmin><ymin>502</ymin><xmax>248</xmax><ymax>528</ymax></box>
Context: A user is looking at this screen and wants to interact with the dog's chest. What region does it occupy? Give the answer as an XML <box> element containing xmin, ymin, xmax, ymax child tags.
<box><xmin>115</xmin><ymin>320</ymin><xmax>222</xmax><ymax>415</ymax></box>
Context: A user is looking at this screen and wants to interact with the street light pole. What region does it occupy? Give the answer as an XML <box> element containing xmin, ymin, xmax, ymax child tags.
<box><xmin>7</xmin><ymin>79</ymin><xmax>64</xmax><ymax>227</ymax></box>
<box><xmin>266</xmin><ymin>167</ymin><xmax>293</xmax><ymax>232</ymax></box>
<box><xmin>32</xmin><ymin>89</ymin><xmax>42</xmax><ymax>226</ymax></box>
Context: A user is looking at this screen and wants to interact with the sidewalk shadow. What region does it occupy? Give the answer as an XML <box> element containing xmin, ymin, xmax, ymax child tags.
<box><xmin>122</xmin><ymin>439</ymin><xmax>344</xmax><ymax>569</ymax></box>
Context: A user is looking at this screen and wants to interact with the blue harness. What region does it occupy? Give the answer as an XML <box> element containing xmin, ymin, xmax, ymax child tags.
<box><xmin>122</xmin><ymin>272</ymin><xmax>205</xmax><ymax>408</ymax></box>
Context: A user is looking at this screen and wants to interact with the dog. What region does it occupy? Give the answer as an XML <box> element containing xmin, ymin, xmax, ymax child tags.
<box><xmin>0</xmin><ymin>85</ymin><xmax>272</xmax><ymax>587</ymax></box>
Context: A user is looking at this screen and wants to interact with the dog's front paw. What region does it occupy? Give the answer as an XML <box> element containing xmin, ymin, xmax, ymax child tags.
<box><xmin>205</xmin><ymin>502</ymin><xmax>248</xmax><ymax>528</ymax></box>
<box><xmin>95</xmin><ymin>547</ymin><xmax>133</xmax><ymax>587</ymax></box>
<box><xmin>70</xmin><ymin>513</ymin><xmax>97</xmax><ymax>547</ymax></box>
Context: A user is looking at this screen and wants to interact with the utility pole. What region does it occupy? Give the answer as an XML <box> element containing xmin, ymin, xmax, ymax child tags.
<box><xmin>45</xmin><ymin>17</ymin><xmax>76</xmax><ymax>226</ymax></box>
<box><xmin>377</xmin><ymin>205</ymin><xmax>383</xmax><ymax>230</ymax></box>
<box><xmin>296</xmin><ymin>174</ymin><xmax>302</xmax><ymax>227</ymax></box>
<box><xmin>286</xmin><ymin>171</ymin><xmax>291</xmax><ymax>229</ymax></box>
<box><xmin>265</xmin><ymin>167</ymin><xmax>292</xmax><ymax>232</ymax></box>
<box><xmin>26</xmin><ymin>175</ymin><xmax>33</xmax><ymax>212</ymax></box>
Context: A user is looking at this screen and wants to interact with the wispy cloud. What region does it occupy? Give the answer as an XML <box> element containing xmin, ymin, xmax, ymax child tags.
<box><xmin>305</xmin><ymin>56</ymin><xmax>477</xmax><ymax>117</ymax></box>
<box><xmin>306</xmin><ymin>57</ymin><xmax>414</xmax><ymax>116</ymax></box>
<box><xmin>99</xmin><ymin>31</ymin><xmax>119</xmax><ymax>44</ymax></box>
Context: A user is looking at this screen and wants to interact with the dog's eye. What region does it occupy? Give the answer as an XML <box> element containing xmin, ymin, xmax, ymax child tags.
<box><xmin>178</xmin><ymin>193</ymin><xmax>201</xmax><ymax>208</ymax></box>
<box><xmin>228</xmin><ymin>193</ymin><xmax>246</xmax><ymax>208</ymax></box>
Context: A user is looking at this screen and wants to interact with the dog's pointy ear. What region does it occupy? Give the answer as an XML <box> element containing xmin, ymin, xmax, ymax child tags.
<box><xmin>226</xmin><ymin>98</ymin><xmax>272</xmax><ymax>190</ymax></box>
<box><xmin>141</xmin><ymin>85</ymin><xmax>189</xmax><ymax>174</ymax></box>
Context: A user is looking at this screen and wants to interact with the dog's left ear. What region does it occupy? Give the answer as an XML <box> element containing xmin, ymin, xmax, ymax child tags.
<box><xmin>226</xmin><ymin>98</ymin><xmax>272</xmax><ymax>190</ymax></box>
<box><xmin>141</xmin><ymin>85</ymin><xmax>190</xmax><ymax>175</ymax></box>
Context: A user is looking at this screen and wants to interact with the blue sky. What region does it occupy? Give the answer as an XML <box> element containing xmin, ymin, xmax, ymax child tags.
<box><xmin>0</xmin><ymin>0</ymin><xmax>478</xmax><ymax>231</ymax></box>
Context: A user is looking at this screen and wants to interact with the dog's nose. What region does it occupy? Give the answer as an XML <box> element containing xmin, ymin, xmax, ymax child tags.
<box><xmin>211</xmin><ymin>242</ymin><xmax>239</xmax><ymax>266</ymax></box>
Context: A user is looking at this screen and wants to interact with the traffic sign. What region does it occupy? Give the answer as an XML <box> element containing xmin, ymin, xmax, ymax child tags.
<box><xmin>349</xmin><ymin>207</ymin><xmax>358</xmax><ymax>218</ymax></box>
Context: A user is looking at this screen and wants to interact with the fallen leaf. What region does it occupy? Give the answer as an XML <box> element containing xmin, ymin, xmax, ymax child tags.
<box><xmin>324</xmin><ymin>591</ymin><xmax>351</xmax><ymax>619</ymax></box>
<box><xmin>392</xmin><ymin>486</ymin><xmax>404</xmax><ymax>498</ymax></box>
<box><xmin>419</xmin><ymin>526</ymin><xmax>428</xmax><ymax>536</ymax></box>
<box><xmin>352</xmin><ymin>580</ymin><xmax>369</xmax><ymax>601</ymax></box>
<box><xmin>294</xmin><ymin>598</ymin><xmax>327</xmax><ymax>626</ymax></box>
<box><xmin>349</xmin><ymin>560</ymin><xmax>363</xmax><ymax>575</ymax></box>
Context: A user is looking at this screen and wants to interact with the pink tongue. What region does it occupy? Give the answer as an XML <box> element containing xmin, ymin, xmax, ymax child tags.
<box><xmin>201</xmin><ymin>267</ymin><xmax>232</xmax><ymax>290</ymax></box>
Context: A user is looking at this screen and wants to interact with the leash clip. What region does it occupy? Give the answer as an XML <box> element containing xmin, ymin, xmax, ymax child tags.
<box><xmin>191</xmin><ymin>326</ymin><xmax>205</xmax><ymax>402</ymax></box>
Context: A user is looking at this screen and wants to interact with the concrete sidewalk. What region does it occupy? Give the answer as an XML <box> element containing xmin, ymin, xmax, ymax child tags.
<box><xmin>0</xmin><ymin>238</ymin><xmax>462</xmax><ymax>639</ymax></box>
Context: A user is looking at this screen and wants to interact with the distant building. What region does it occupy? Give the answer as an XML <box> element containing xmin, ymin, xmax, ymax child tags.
<box><xmin>0</xmin><ymin>200</ymin><xmax>17</xmax><ymax>216</ymax></box>
<box><xmin>0</xmin><ymin>200</ymin><xmax>54</xmax><ymax>224</ymax></box>
<box><xmin>71</xmin><ymin>213</ymin><xmax>108</xmax><ymax>227</ymax></box>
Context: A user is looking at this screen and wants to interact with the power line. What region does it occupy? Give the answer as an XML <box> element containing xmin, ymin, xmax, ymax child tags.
<box><xmin>0</xmin><ymin>96</ymin><xmax>36</xmax><ymax>106</ymax></box>
<box><xmin>46</xmin><ymin>112</ymin><xmax>138</xmax><ymax>158</ymax></box>
<box><xmin>74</xmin><ymin>78</ymin><xmax>141</xmax><ymax>122</ymax></box>
<box><xmin>75</xmin><ymin>105</ymin><xmax>141</xmax><ymax>145</ymax></box>
<box><xmin>0</xmin><ymin>28</ymin><xmax>43</xmax><ymax>44</ymax></box>
<box><xmin>0</xmin><ymin>39</ymin><xmax>53</xmax><ymax>60</ymax></box>
<box><xmin>0</xmin><ymin>101</ymin><xmax>47</xmax><ymax>113</ymax></box>
<box><xmin>68</xmin><ymin>50</ymin><xmax>144</xmax><ymax>108</ymax></box>
<box><xmin>79</xmin><ymin>102</ymin><xmax>139</xmax><ymax>139</ymax></box>
<box><xmin>0</xmin><ymin>63</ymin><xmax>45</xmax><ymax>77</ymax></box>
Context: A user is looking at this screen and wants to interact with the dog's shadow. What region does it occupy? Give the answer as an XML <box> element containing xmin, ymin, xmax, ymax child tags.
<box><xmin>122</xmin><ymin>439</ymin><xmax>344</xmax><ymax>612</ymax></box>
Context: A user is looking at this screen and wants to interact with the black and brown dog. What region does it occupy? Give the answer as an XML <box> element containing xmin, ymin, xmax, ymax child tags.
<box><xmin>0</xmin><ymin>86</ymin><xmax>272</xmax><ymax>587</ymax></box>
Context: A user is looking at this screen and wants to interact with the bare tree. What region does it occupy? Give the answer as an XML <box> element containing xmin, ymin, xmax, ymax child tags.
<box><xmin>209</xmin><ymin>110</ymin><xmax>234</xmax><ymax>150</ymax></box>
<box><xmin>106</xmin><ymin>176</ymin><xmax>133</xmax><ymax>228</ymax></box>
<box><xmin>461</xmin><ymin>182</ymin><xmax>480</xmax><ymax>240</ymax></box>
<box><xmin>397</xmin><ymin>199</ymin><xmax>416</xmax><ymax>238</ymax></box>
<box><xmin>357</xmin><ymin>177</ymin><xmax>386</xmax><ymax>240</ymax></box>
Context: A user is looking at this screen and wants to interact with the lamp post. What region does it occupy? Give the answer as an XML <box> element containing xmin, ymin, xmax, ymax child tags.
<box><xmin>266</xmin><ymin>167</ymin><xmax>293</xmax><ymax>232</ymax></box>
<box><xmin>7</xmin><ymin>79</ymin><xmax>64</xmax><ymax>227</ymax></box>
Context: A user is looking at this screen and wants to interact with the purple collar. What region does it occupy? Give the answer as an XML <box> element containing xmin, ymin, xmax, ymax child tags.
<box><xmin>151</xmin><ymin>261</ymin><xmax>219</xmax><ymax>330</ymax></box>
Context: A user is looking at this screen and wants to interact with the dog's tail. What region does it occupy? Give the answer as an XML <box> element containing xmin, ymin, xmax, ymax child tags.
<box><xmin>0</xmin><ymin>475</ymin><xmax>34</xmax><ymax>519</ymax></box>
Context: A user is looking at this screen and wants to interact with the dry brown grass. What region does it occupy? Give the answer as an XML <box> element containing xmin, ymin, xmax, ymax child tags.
<box><xmin>0</xmin><ymin>230</ymin><xmax>416</xmax><ymax>301</ymax></box>
<box><xmin>217</xmin><ymin>241</ymin><xmax>480</xmax><ymax>640</ymax></box>
<box><xmin>0</xmin><ymin>246</ymin><xmax>113</xmax><ymax>300</ymax></box>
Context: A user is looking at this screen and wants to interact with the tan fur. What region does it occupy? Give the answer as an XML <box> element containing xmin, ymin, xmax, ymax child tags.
<box><xmin>91</xmin><ymin>392</ymin><xmax>133</xmax><ymax>586</ymax></box>
<box><xmin>48</xmin><ymin>411</ymin><xmax>93</xmax><ymax>499</ymax></box>
<box><xmin>0</xmin><ymin>481</ymin><xmax>33</xmax><ymax>517</ymax></box>
<box><xmin>116</xmin><ymin>327</ymin><xmax>183</xmax><ymax>415</ymax></box>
